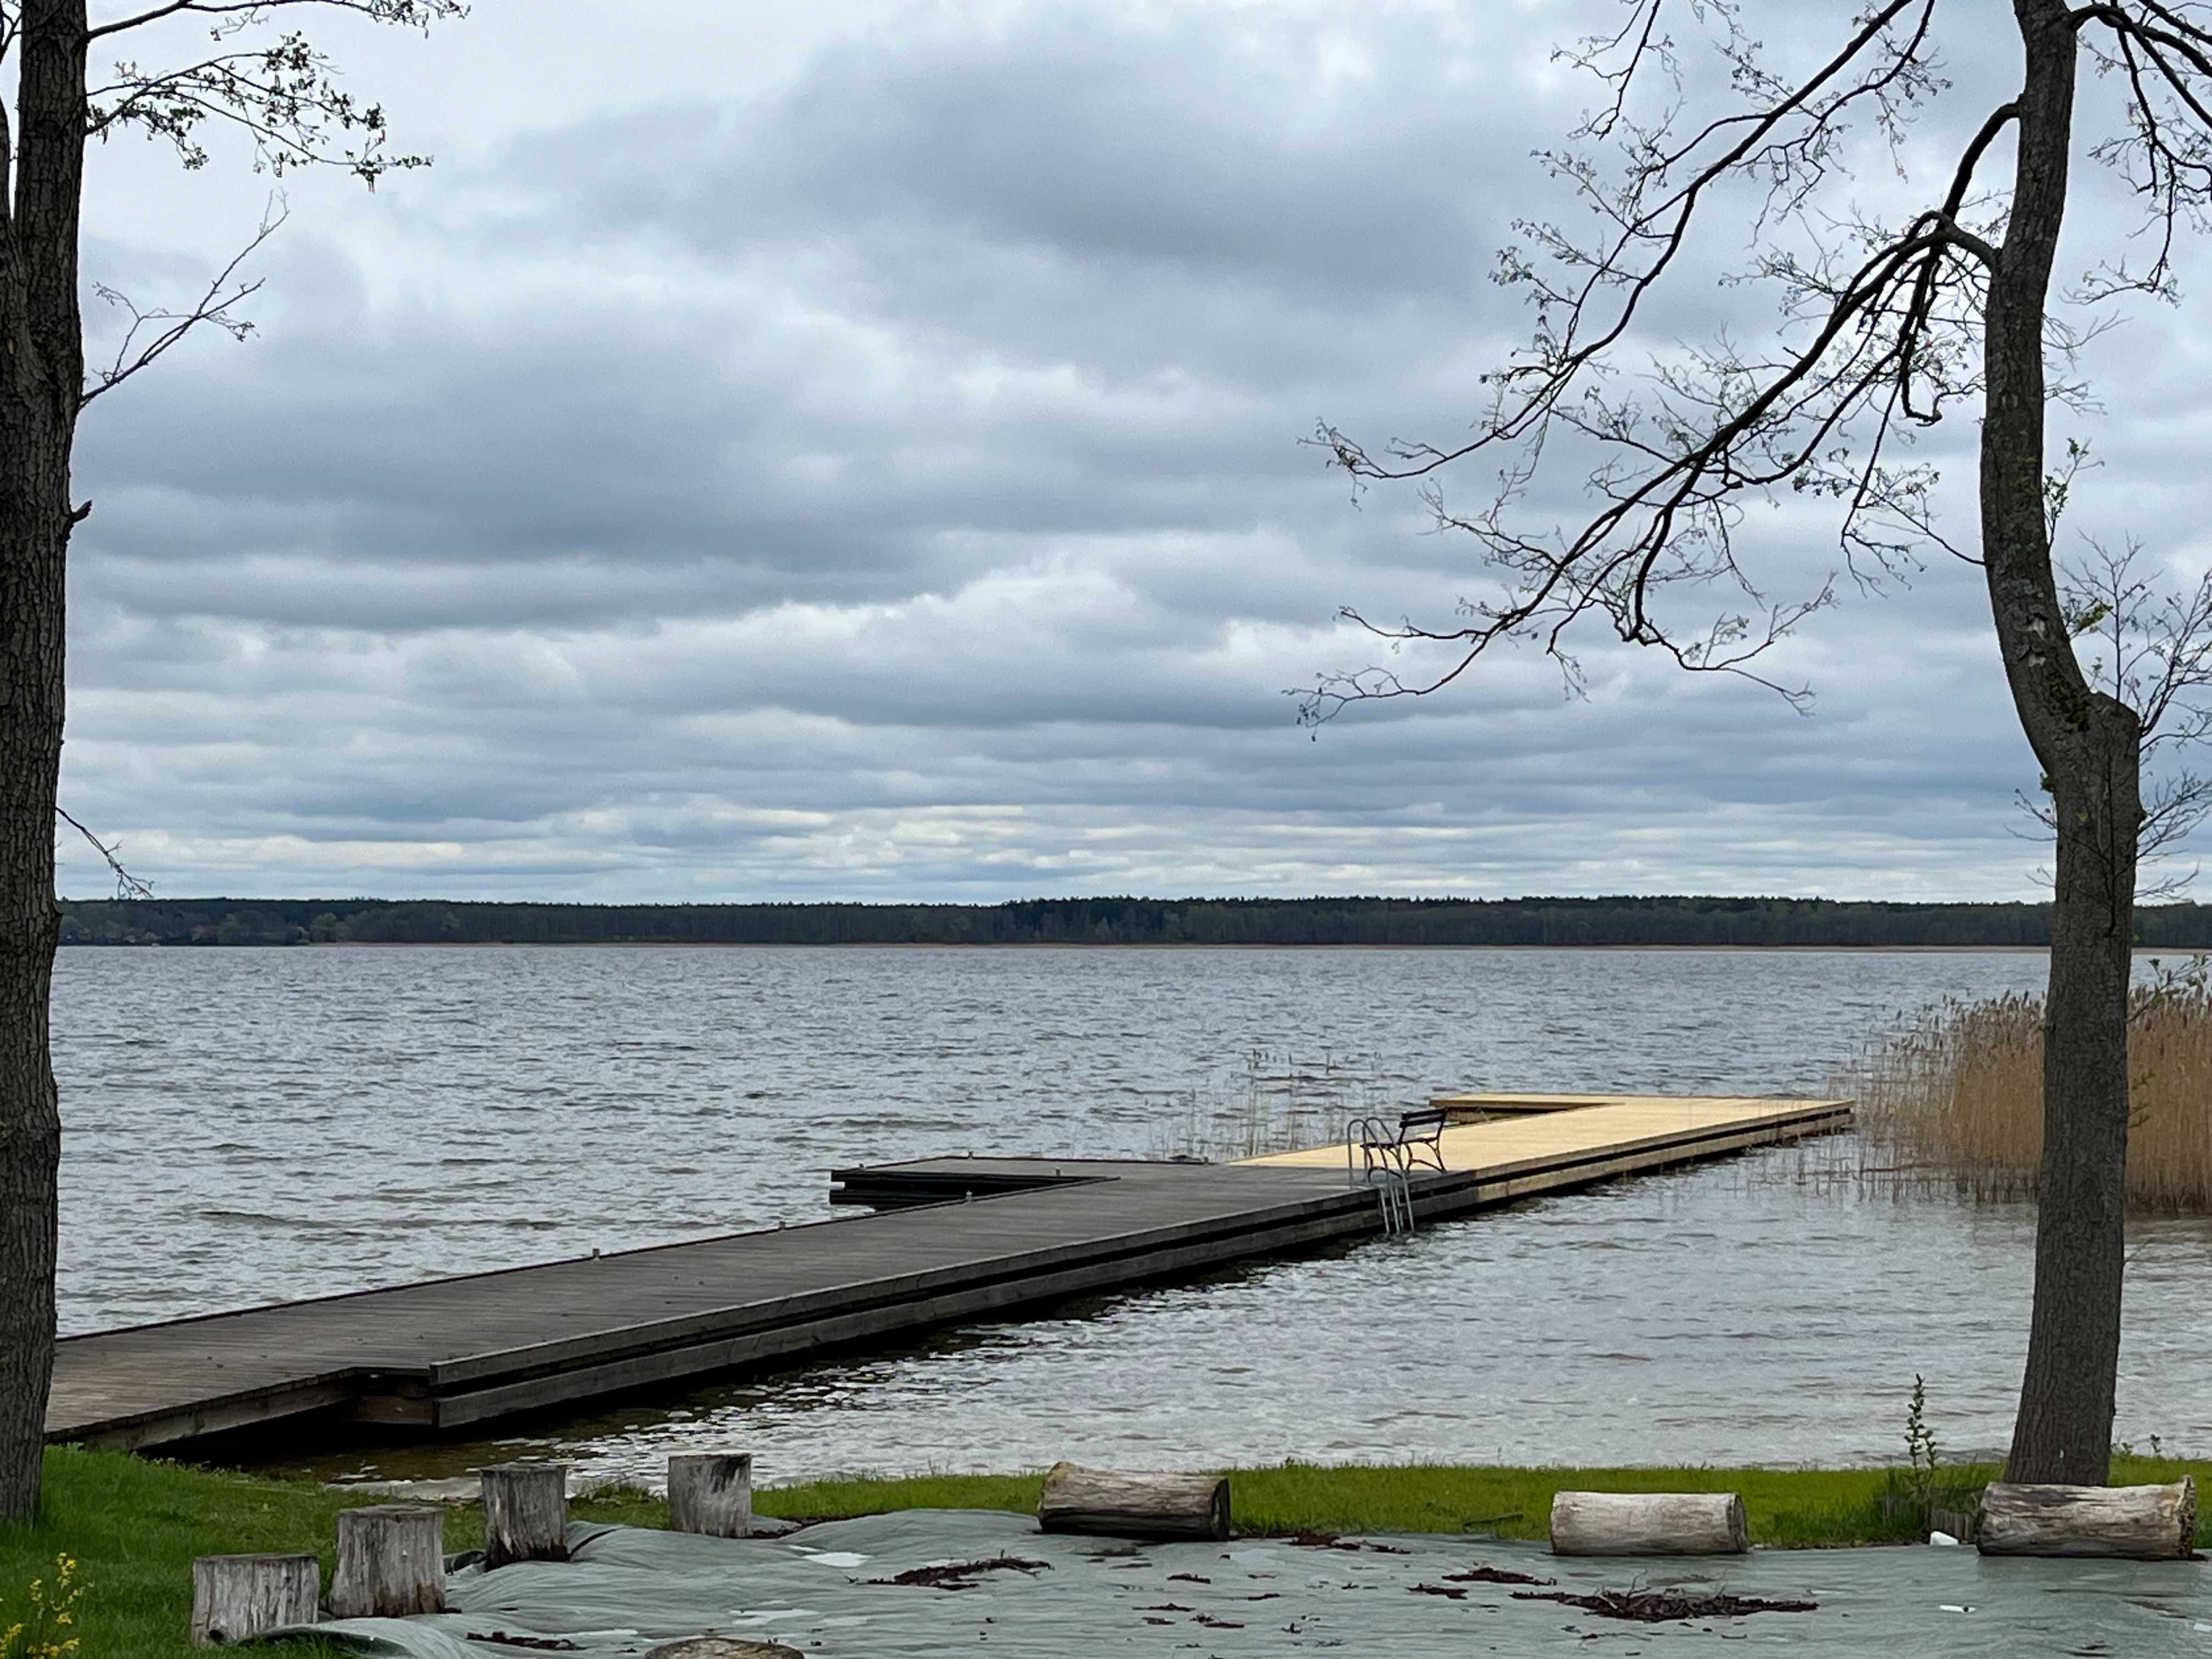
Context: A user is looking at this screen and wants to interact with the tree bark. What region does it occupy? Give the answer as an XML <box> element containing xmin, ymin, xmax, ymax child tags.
<box><xmin>1983</xmin><ymin>1</ymin><xmax>2138</xmax><ymax>1488</ymax></box>
<box><xmin>0</xmin><ymin>1</ymin><xmax>89</xmax><ymax>1523</ymax></box>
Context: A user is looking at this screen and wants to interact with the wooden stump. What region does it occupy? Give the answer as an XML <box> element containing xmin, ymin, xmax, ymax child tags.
<box><xmin>330</xmin><ymin>1505</ymin><xmax>447</xmax><ymax>1618</ymax></box>
<box><xmin>482</xmin><ymin>1462</ymin><xmax>571</xmax><ymax>1570</ymax></box>
<box><xmin>668</xmin><ymin>1453</ymin><xmax>754</xmax><ymax>1538</ymax></box>
<box><xmin>1036</xmin><ymin>1462</ymin><xmax>1230</xmax><ymax>1541</ymax></box>
<box><xmin>1549</xmin><ymin>1491</ymin><xmax>1749</xmax><ymax>1556</ymax></box>
<box><xmin>1976</xmin><ymin>1479</ymin><xmax>2198</xmax><ymax>1560</ymax></box>
<box><xmin>190</xmin><ymin>1553</ymin><xmax>319</xmax><ymax>1646</ymax></box>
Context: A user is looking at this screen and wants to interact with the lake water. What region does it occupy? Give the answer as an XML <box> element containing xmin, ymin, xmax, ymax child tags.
<box><xmin>49</xmin><ymin>945</ymin><xmax>2212</xmax><ymax>1480</ymax></box>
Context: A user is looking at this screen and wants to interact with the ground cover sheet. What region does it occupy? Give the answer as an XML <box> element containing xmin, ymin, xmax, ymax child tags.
<box><xmin>281</xmin><ymin>1508</ymin><xmax>2212</xmax><ymax>1657</ymax></box>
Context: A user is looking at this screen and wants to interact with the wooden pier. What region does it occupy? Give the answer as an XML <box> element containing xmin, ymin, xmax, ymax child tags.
<box><xmin>47</xmin><ymin>1092</ymin><xmax>1848</xmax><ymax>1453</ymax></box>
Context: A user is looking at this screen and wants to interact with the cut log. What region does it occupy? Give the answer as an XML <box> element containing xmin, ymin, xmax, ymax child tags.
<box><xmin>668</xmin><ymin>1453</ymin><xmax>754</xmax><ymax>1538</ymax></box>
<box><xmin>1036</xmin><ymin>1462</ymin><xmax>1229</xmax><ymax>1541</ymax></box>
<box><xmin>330</xmin><ymin>1505</ymin><xmax>447</xmax><ymax>1618</ymax></box>
<box><xmin>481</xmin><ymin>1462</ymin><xmax>571</xmax><ymax>1570</ymax></box>
<box><xmin>1976</xmin><ymin>1479</ymin><xmax>2197</xmax><ymax>1560</ymax></box>
<box><xmin>1549</xmin><ymin>1491</ymin><xmax>1748</xmax><ymax>1556</ymax></box>
<box><xmin>190</xmin><ymin>1552</ymin><xmax>319</xmax><ymax>1646</ymax></box>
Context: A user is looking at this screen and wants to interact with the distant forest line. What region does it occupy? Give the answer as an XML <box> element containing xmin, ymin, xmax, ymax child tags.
<box><xmin>51</xmin><ymin>895</ymin><xmax>2212</xmax><ymax>949</ymax></box>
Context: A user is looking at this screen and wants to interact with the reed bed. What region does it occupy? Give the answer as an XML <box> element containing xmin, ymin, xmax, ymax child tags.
<box><xmin>1145</xmin><ymin>1047</ymin><xmax>1400</xmax><ymax>1161</ymax></box>
<box><xmin>1847</xmin><ymin>985</ymin><xmax>2212</xmax><ymax>1211</ymax></box>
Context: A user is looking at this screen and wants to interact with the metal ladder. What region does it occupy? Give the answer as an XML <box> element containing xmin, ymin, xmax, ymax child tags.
<box><xmin>1345</xmin><ymin>1115</ymin><xmax>1417</xmax><ymax>1238</ymax></box>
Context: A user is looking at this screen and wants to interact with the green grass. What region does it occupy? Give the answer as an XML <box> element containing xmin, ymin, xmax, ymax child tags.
<box><xmin>5</xmin><ymin>1448</ymin><xmax>2207</xmax><ymax>1656</ymax></box>
<box><xmin>0</xmin><ymin>1448</ymin><xmax>664</xmax><ymax>1658</ymax></box>
<box><xmin>753</xmin><ymin>1454</ymin><xmax>2212</xmax><ymax>1548</ymax></box>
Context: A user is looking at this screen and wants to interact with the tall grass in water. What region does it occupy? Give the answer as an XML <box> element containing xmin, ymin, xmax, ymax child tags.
<box><xmin>1857</xmin><ymin>985</ymin><xmax>2212</xmax><ymax>1211</ymax></box>
<box><xmin>1146</xmin><ymin>1048</ymin><xmax>1396</xmax><ymax>1161</ymax></box>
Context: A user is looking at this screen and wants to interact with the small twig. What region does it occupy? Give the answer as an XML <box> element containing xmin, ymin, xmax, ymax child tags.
<box><xmin>55</xmin><ymin>808</ymin><xmax>155</xmax><ymax>899</ymax></box>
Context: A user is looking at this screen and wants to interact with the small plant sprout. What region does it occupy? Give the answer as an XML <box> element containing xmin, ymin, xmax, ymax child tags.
<box><xmin>1905</xmin><ymin>1376</ymin><xmax>1942</xmax><ymax>1517</ymax></box>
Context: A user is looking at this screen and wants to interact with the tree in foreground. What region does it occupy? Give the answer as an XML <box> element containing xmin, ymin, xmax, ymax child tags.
<box><xmin>1308</xmin><ymin>0</ymin><xmax>2212</xmax><ymax>1482</ymax></box>
<box><xmin>0</xmin><ymin>0</ymin><xmax>460</xmax><ymax>1520</ymax></box>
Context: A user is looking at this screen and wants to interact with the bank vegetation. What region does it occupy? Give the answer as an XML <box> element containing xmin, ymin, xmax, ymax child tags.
<box><xmin>1855</xmin><ymin>983</ymin><xmax>2212</xmax><ymax>1211</ymax></box>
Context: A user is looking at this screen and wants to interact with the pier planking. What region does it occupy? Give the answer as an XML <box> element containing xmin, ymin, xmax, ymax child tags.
<box><xmin>48</xmin><ymin>1092</ymin><xmax>1848</xmax><ymax>1454</ymax></box>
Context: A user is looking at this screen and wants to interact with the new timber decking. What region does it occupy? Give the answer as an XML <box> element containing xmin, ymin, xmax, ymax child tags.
<box><xmin>48</xmin><ymin>1092</ymin><xmax>1849</xmax><ymax>1453</ymax></box>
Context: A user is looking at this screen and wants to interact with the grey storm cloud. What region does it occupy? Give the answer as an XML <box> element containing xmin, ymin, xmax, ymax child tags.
<box><xmin>47</xmin><ymin>0</ymin><xmax>2209</xmax><ymax>901</ymax></box>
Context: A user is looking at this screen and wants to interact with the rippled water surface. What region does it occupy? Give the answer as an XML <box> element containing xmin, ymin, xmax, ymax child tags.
<box><xmin>50</xmin><ymin>944</ymin><xmax>2212</xmax><ymax>1478</ymax></box>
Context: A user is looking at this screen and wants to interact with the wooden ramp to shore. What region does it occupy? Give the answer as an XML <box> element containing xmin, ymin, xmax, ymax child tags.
<box><xmin>48</xmin><ymin>1092</ymin><xmax>1848</xmax><ymax>1454</ymax></box>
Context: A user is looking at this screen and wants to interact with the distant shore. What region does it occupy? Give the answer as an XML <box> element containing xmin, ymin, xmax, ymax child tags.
<box><xmin>55</xmin><ymin>894</ymin><xmax>2212</xmax><ymax>951</ymax></box>
<box><xmin>65</xmin><ymin>938</ymin><xmax>2084</xmax><ymax>951</ymax></box>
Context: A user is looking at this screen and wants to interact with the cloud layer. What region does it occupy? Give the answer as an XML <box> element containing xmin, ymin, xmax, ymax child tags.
<box><xmin>54</xmin><ymin>0</ymin><xmax>2212</xmax><ymax>901</ymax></box>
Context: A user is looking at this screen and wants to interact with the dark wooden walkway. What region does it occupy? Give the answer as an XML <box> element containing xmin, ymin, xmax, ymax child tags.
<box><xmin>48</xmin><ymin>1094</ymin><xmax>1849</xmax><ymax>1452</ymax></box>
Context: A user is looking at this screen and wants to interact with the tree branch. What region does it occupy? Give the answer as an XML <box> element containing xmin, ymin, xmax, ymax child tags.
<box><xmin>80</xmin><ymin>195</ymin><xmax>280</xmax><ymax>407</ymax></box>
<box><xmin>54</xmin><ymin>808</ymin><xmax>153</xmax><ymax>899</ymax></box>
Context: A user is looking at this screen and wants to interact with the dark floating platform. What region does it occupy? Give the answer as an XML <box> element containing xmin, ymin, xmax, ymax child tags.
<box><xmin>48</xmin><ymin>1094</ymin><xmax>1848</xmax><ymax>1453</ymax></box>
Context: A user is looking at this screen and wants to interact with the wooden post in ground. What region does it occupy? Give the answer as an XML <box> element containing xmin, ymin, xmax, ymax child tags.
<box><xmin>482</xmin><ymin>1463</ymin><xmax>570</xmax><ymax>1570</ymax></box>
<box><xmin>668</xmin><ymin>1453</ymin><xmax>754</xmax><ymax>1538</ymax></box>
<box><xmin>1549</xmin><ymin>1492</ymin><xmax>1748</xmax><ymax>1556</ymax></box>
<box><xmin>330</xmin><ymin>1505</ymin><xmax>446</xmax><ymax>1617</ymax></box>
<box><xmin>1036</xmin><ymin>1462</ymin><xmax>1230</xmax><ymax>1541</ymax></box>
<box><xmin>190</xmin><ymin>1553</ymin><xmax>319</xmax><ymax>1645</ymax></box>
<box><xmin>1977</xmin><ymin>1480</ymin><xmax>2197</xmax><ymax>1559</ymax></box>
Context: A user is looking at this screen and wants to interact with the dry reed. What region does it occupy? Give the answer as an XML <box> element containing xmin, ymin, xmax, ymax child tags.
<box><xmin>1852</xmin><ymin>986</ymin><xmax>2212</xmax><ymax>1211</ymax></box>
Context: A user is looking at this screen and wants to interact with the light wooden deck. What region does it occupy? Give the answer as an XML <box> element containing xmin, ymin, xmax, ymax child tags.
<box><xmin>1242</xmin><ymin>1093</ymin><xmax>1852</xmax><ymax>1178</ymax></box>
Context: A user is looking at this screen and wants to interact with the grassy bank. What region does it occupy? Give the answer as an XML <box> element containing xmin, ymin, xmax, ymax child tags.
<box><xmin>755</xmin><ymin>1455</ymin><xmax>2212</xmax><ymax>1547</ymax></box>
<box><xmin>0</xmin><ymin>1450</ymin><xmax>663</xmax><ymax>1658</ymax></box>
<box><xmin>8</xmin><ymin>1448</ymin><xmax>2208</xmax><ymax>1655</ymax></box>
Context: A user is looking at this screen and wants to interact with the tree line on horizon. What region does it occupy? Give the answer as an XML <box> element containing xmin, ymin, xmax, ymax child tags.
<box><xmin>52</xmin><ymin>894</ymin><xmax>2212</xmax><ymax>949</ymax></box>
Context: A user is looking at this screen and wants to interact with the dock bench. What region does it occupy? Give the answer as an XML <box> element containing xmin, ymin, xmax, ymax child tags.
<box><xmin>1354</xmin><ymin>1107</ymin><xmax>1451</xmax><ymax>1178</ymax></box>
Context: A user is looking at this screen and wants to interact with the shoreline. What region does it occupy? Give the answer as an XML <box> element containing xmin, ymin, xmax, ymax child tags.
<box><xmin>55</xmin><ymin>939</ymin><xmax>2129</xmax><ymax>952</ymax></box>
<box><xmin>24</xmin><ymin>1448</ymin><xmax>2209</xmax><ymax>1655</ymax></box>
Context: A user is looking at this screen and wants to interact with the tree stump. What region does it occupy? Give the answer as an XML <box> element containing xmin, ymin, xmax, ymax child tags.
<box><xmin>1549</xmin><ymin>1491</ymin><xmax>1748</xmax><ymax>1556</ymax></box>
<box><xmin>1976</xmin><ymin>1479</ymin><xmax>2197</xmax><ymax>1559</ymax></box>
<box><xmin>330</xmin><ymin>1505</ymin><xmax>447</xmax><ymax>1618</ymax></box>
<box><xmin>1036</xmin><ymin>1462</ymin><xmax>1230</xmax><ymax>1541</ymax></box>
<box><xmin>190</xmin><ymin>1553</ymin><xmax>319</xmax><ymax>1646</ymax></box>
<box><xmin>482</xmin><ymin>1462</ymin><xmax>570</xmax><ymax>1570</ymax></box>
<box><xmin>668</xmin><ymin>1453</ymin><xmax>754</xmax><ymax>1538</ymax></box>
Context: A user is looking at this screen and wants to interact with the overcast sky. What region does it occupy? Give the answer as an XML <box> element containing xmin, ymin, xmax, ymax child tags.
<box><xmin>50</xmin><ymin>0</ymin><xmax>2212</xmax><ymax>902</ymax></box>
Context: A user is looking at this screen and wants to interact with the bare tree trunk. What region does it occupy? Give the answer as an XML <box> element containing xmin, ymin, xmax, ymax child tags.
<box><xmin>0</xmin><ymin>1</ymin><xmax>88</xmax><ymax>1522</ymax></box>
<box><xmin>2012</xmin><ymin>747</ymin><xmax>2139</xmax><ymax>1483</ymax></box>
<box><xmin>1984</xmin><ymin>0</ymin><xmax>2139</xmax><ymax>1487</ymax></box>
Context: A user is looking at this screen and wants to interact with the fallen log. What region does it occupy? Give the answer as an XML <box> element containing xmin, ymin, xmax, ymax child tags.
<box><xmin>1549</xmin><ymin>1491</ymin><xmax>1748</xmax><ymax>1556</ymax></box>
<box><xmin>1036</xmin><ymin>1462</ymin><xmax>1229</xmax><ymax>1541</ymax></box>
<box><xmin>1976</xmin><ymin>1479</ymin><xmax>2197</xmax><ymax>1560</ymax></box>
